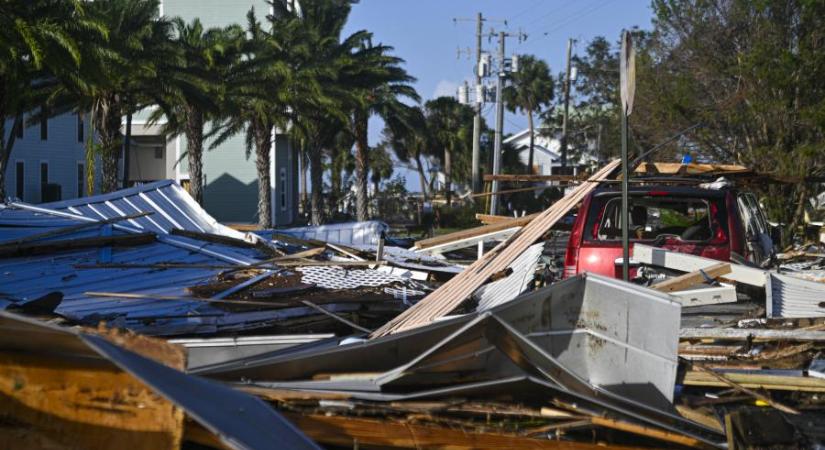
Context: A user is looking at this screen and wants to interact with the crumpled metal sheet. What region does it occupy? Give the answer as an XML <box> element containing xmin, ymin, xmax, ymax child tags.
<box><xmin>278</xmin><ymin>220</ymin><xmax>389</xmax><ymax>246</ymax></box>
<box><xmin>473</xmin><ymin>242</ymin><xmax>543</xmax><ymax>311</ymax></box>
<box><xmin>297</xmin><ymin>265</ymin><xmax>409</xmax><ymax>289</ymax></box>
<box><xmin>0</xmin><ymin>311</ymin><xmax>320</xmax><ymax>450</ymax></box>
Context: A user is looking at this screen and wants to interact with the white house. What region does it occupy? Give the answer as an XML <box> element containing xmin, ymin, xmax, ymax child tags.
<box><xmin>503</xmin><ymin>128</ymin><xmax>599</xmax><ymax>176</ymax></box>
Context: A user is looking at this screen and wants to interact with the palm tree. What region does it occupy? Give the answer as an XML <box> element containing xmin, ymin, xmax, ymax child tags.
<box><xmin>425</xmin><ymin>97</ymin><xmax>474</xmax><ymax>206</ymax></box>
<box><xmin>381</xmin><ymin>105</ymin><xmax>432</xmax><ymax>200</ymax></box>
<box><xmin>211</xmin><ymin>8</ymin><xmax>292</xmax><ymax>228</ymax></box>
<box><xmin>64</xmin><ymin>0</ymin><xmax>173</xmax><ymax>194</ymax></box>
<box><xmin>149</xmin><ymin>18</ymin><xmax>244</xmax><ymax>205</ymax></box>
<box><xmin>503</xmin><ymin>55</ymin><xmax>554</xmax><ymax>174</ymax></box>
<box><xmin>349</xmin><ymin>42</ymin><xmax>419</xmax><ymax>221</ymax></box>
<box><xmin>0</xmin><ymin>0</ymin><xmax>102</xmax><ymax>199</ymax></box>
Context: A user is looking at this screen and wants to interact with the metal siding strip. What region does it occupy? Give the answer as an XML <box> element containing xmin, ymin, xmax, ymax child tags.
<box><xmin>154</xmin><ymin>187</ymin><xmax>206</xmax><ymax>233</ymax></box>
<box><xmin>139</xmin><ymin>192</ymin><xmax>184</xmax><ymax>230</ymax></box>
<box><xmin>105</xmin><ymin>200</ymin><xmax>144</xmax><ymax>229</ymax></box>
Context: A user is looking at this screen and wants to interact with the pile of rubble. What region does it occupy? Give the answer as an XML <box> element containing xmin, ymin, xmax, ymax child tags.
<box><xmin>2</xmin><ymin>166</ymin><xmax>824</xmax><ymax>449</ymax></box>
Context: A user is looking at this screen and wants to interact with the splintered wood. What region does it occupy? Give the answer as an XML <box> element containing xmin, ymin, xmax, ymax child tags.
<box><xmin>372</xmin><ymin>160</ymin><xmax>620</xmax><ymax>338</ymax></box>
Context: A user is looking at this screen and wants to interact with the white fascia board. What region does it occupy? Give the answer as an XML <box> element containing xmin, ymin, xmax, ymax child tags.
<box><xmin>633</xmin><ymin>244</ymin><xmax>767</xmax><ymax>287</ymax></box>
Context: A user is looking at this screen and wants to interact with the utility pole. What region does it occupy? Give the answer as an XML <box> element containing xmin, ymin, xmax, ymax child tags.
<box><xmin>559</xmin><ymin>38</ymin><xmax>574</xmax><ymax>170</ymax></box>
<box><xmin>471</xmin><ymin>12</ymin><xmax>483</xmax><ymax>194</ymax></box>
<box><xmin>489</xmin><ymin>30</ymin><xmax>506</xmax><ymax>215</ymax></box>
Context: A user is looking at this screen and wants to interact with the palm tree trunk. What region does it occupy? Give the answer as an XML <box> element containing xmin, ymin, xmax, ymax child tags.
<box><xmin>253</xmin><ymin>119</ymin><xmax>272</xmax><ymax>228</ymax></box>
<box><xmin>527</xmin><ymin>109</ymin><xmax>535</xmax><ymax>174</ymax></box>
<box><xmin>414</xmin><ymin>153</ymin><xmax>429</xmax><ymax>200</ymax></box>
<box><xmin>185</xmin><ymin>108</ymin><xmax>205</xmax><ymax>204</ymax></box>
<box><xmin>309</xmin><ymin>145</ymin><xmax>324</xmax><ymax>226</ymax></box>
<box><xmin>354</xmin><ymin>111</ymin><xmax>370</xmax><ymax>222</ymax></box>
<box><xmin>444</xmin><ymin>147</ymin><xmax>452</xmax><ymax>206</ymax></box>
<box><xmin>330</xmin><ymin>148</ymin><xmax>343</xmax><ymax>214</ymax></box>
<box><xmin>98</xmin><ymin>97</ymin><xmax>123</xmax><ymax>194</ymax></box>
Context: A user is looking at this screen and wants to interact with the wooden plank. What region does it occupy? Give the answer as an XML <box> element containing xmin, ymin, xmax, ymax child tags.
<box><xmin>681</xmin><ymin>370</ymin><xmax>825</xmax><ymax>392</ymax></box>
<box><xmin>375</xmin><ymin>160</ymin><xmax>620</xmax><ymax>337</ymax></box>
<box><xmin>476</xmin><ymin>213</ymin><xmax>521</xmax><ymax>225</ymax></box>
<box><xmin>634</xmin><ymin>162</ymin><xmax>751</xmax><ymax>175</ymax></box>
<box><xmin>590</xmin><ymin>416</ymin><xmax>709</xmax><ymax>448</ymax></box>
<box><xmin>0</xmin><ymin>352</ymin><xmax>183</xmax><ymax>450</ymax></box>
<box><xmin>170</xmin><ymin>228</ymin><xmax>282</xmax><ymax>256</ymax></box>
<box><xmin>0</xmin><ymin>233</ymin><xmax>156</xmax><ymax>257</ymax></box>
<box><xmin>680</xmin><ymin>328</ymin><xmax>825</xmax><ymax>342</ymax></box>
<box><xmin>414</xmin><ymin>213</ymin><xmax>539</xmax><ymax>250</ymax></box>
<box><xmin>651</xmin><ymin>263</ymin><xmax>731</xmax><ymax>292</ymax></box>
<box><xmin>483</xmin><ymin>174</ymin><xmax>578</xmax><ymax>182</ymax></box>
<box><xmin>284</xmin><ymin>413</ymin><xmax>646</xmax><ymax>450</ymax></box>
<box><xmin>471</xmin><ymin>186</ymin><xmax>568</xmax><ymax>198</ymax></box>
<box><xmin>633</xmin><ymin>244</ymin><xmax>767</xmax><ymax>287</ymax></box>
<box><xmin>688</xmin><ymin>364</ymin><xmax>800</xmax><ymax>414</ymax></box>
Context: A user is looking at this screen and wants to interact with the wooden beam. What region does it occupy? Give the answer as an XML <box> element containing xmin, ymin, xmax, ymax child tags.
<box><xmin>0</xmin><ymin>233</ymin><xmax>156</xmax><ymax>257</ymax></box>
<box><xmin>681</xmin><ymin>370</ymin><xmax>825</xmax><ymax>392</ymax></box>
<box><xmin>284</xmin><ymin>413</ymin><xmax>646</xmax><ymax>450</ymax></box>
<box><xmin>483</xmin><ymin>174</ymin><xmax>578</xmax><ymax>182</ymax></box>
<box><xmin>476</xmin><ymin>213</ymin><xmax>521</xmax><ymax>225</ymax></box>
<box><xmin>634</xmin><ymin>162</ymin><xmax>751</xmax><ymax>175</ymax></box>
<box><xmin>0</xmin><ymin>352</ymin><xmax>183</xmax><ymax>450</ymax></box>
<box><xmin>651</xmin><ymin>263</ymin><xmax>731</xmax><ymax>292</ymax></box>
<box><xmin>590</xmin><ymin>416</ymin><xmax>709</xmax><ymax>448</ymax></box>
<box><xmin>680</xmin><ymin>328</ymin><xmax>825</xmax><ymax>342</ymax></box>
<box><xmin>415</xmin><ymin>213</ymin><xmax>539</xmax><ymax>250</ymax></box>
<box><xmin>688</xmin><ymin>364</ymin><xmax>800</xmax><ymax>414</ymax></box>
<box><xmin>170</xmin><ymin>228</ymin><xmax>282</xmax><ymax>256</ymax></box>
<box><xmin>376</xmin><ymin>160</ymin><xmax>620</xmax><ymax>337</ymax></box>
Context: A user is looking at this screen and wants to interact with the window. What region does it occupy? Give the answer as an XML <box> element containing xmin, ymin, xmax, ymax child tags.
<box><xmin>77</xmin><ymin>112</ymin><xmax>84</xmax><ymax>143</ymax></box>
<box><xmin>154</xmin><ymin>146</ymin><xmax>163</xmax><ymax>159</ymax></box>
<box><xmin>14</xmin><ymin>114</ymin><xmax>23</xmax><ymax>139</ymax></box>
<box><xmin>40</xmin><ymin>106</ymin><xmax>48</xmax><ymax>140</ymax></box>
<box><xmin>77</xmin><ymin>163</ymin><xmax>85</xmax><ymax>197</ymax></box>
<box><xmin>279</xmin><ymin>167</ymin><xmax>287</xmax><ymax>211</ymax></box>
<box><xmin>586</xmin><ymin>195</ymin><xmax>721</xmax><ymax>243</ymax></box>
<box><xmin>40</xmin><ymin>162</ymin><xmax>49</xmax><ymax>201</ymax></box>
<box><xmin>15</xmin><ymin>161</ymin><xmax>24</xmax><ymax>200</ymax></box>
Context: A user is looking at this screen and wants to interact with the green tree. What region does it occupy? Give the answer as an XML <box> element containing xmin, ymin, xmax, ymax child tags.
<box><xmin>634</xmin><ymin>1</ymin><xmax>825</xmax><ymax>239</ymax></box>
<box><xmin>0</xmin><ymin>0</ymin><xmax>102</xmax><ymax>199</ymax></box>
<box><xmin>503</xmin><ymin>55</ymin><xmax>554</xmax><ymax>173</ymax></box>
<box><xmin>150</xmin><ymin>18</ymin><xmax>244</xmax><ymax>205</ymax></box>
<box><xmin>211</xmin><ymin>8</ymin><xmax>292</xmax><ymax>227</ymax></box>
<box><xmin>66</xmin><ymin>0</ymin><xmax>173</xmax><ymax>194</ymax></box>
<box><xmin>349</xmin><ymin>40</ymin><xmax>419</xmax><ymax>221</ymax></box>
<box><xmin>381</xmin><ymin>105</ymin><xmax>432</xmax><ymax>200</ymax></box>
<box><xmin>425</xmin><ymin>96</ymin><xmax>474</xmax><ymax>206</ymax></box>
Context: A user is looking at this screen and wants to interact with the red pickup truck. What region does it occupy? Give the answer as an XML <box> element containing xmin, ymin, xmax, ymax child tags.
<box><xmin>563</xmin><ymin>185</ymin><xmax>774</xmax><ymax>279</ymax></box>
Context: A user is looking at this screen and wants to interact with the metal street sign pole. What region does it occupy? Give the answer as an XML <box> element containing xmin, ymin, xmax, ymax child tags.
<box><xmin>619</xmin><ymin>30</ymin><xmax>635</xmax><ymax>282</ymax></box>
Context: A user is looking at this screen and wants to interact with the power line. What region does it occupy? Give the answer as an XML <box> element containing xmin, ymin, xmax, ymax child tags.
<box><xmin>510</xmin><ymin>0</ymin><xmax>548</xmax><ymax>22</ymax></box>
<box><xmin>522</xmin><ymin>0</ymin><xmax>583</xmax><ymax>29</ymax></box>
<box><xmin>528</xmin><ymin>0</ymin><xmax>617</xmax><ymax>43</ymax></box>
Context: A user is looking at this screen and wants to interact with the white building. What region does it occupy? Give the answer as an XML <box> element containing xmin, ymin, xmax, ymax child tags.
<box><xmin>503</xmin><ymin>128</ymin><xmax>599</xmax><ymax>176</ymax></box>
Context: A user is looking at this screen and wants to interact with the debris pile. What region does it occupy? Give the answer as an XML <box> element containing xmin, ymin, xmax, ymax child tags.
<box><xmin>2</xmin><ymin>165</ymin><xmax>825</xmax><ymax>449</ymax></box>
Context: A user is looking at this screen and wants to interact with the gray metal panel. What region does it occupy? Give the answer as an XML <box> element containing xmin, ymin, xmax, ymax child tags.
<box><xmin>768</xmin><ymin>272</ymin><xmax>825</xmax><ymax>318</ymax></box>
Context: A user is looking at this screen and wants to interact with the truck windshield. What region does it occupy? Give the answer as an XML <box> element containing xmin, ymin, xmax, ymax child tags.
<box><xmin>587</xmin><ymin>196</ymin><xmax>721</xmax><ymax>242</ymax></box>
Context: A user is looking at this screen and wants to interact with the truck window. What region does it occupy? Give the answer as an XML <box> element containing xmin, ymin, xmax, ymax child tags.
<box><xmin>588</xmin><ymin>197</ymin><xmax>719</xmax><ymax>242</ymax></box>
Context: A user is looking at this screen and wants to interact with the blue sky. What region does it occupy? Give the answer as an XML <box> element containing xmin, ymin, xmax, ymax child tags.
<box><xmin>342</xmin><ymin>0</ymin><xmax>653</xmax><ymax>189</ymax></box>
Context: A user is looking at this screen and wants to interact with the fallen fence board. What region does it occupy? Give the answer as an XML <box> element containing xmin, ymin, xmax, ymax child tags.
<box><xmin>651</xmin><ymin>263</ymin><xmax>731</xmax><ymax>293</ymax></box>
<box><xmin>375</xmin><ymin>160</ymin><xmax>621</xmax><ymax>337</ymax></box>
<box><xmin>633</xmin><ymin>244</ymin><xmax>767</xmax><ymax>287</ymax></box>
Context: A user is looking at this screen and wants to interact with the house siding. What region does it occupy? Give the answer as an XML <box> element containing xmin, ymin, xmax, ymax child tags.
<box><xmin>3</xmin><ymin>113</ymin><xmax>93</xmax><ymax>201</ymax></box>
